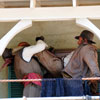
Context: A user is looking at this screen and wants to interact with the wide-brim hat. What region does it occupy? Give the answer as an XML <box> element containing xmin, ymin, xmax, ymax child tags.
<box><xmin>75</xmin><ymin>30</ymin><xmax>96</xmax><ymax>44</ymax></box>
<box><xmin>12</xmin><ymin>42</ymin><xmax>30</xmax><ymax>55</ymax></box>
<box><xmin>12</xmin><ymin>46</ymin><xmax>23</xmax><ymax>55</ymax></box>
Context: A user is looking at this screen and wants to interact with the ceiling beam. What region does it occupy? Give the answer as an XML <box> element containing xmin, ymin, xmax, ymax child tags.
<box><xmin>0</xmin><ymin>0</ymin><xmax>29</xmax><ymax>1</ymax></box>
<box><xmin>0</xmin><ymin>6</ymin><xmax>100</xmax><ymax>22</ymax></box>
<box><xmin>1</xmin><ymin>0</ymin><xmax>100</xmax><ymax>8</ymax></box>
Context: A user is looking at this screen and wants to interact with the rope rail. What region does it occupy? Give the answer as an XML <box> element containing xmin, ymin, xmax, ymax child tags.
<box><xmin>0</xmin><ymin>77</ymin><xmax>100</xmax><ymax>82</ymax></box>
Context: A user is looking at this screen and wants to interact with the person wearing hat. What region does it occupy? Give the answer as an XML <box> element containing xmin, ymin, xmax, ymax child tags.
<box><xmin>2</xmin><ymin>41</ymin><xmax>48</xmax><ymax>97</ymax></box>
<box><xmin>62</xmin><ymin>30</ymin><xmax>100</xmax><ymax>94</ymax></box>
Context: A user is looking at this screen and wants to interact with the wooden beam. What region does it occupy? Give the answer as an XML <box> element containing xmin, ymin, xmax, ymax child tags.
<box><xmin>0</xmin><ymin>20</ymin><xmax>32</xmax><ymax>56</ymax></box>
<box><xmin>30</xmin><ymin>0</ymin><xmax>36</xmax><ymax>8</ymax></box>
<box><xmin>0</xmin><ymin>0</ymin><xmax>29</xmax><ymax>1</ymax></box>
<box><xmin>39</xmin><ymin>0</ymin><xmax>72</xmax><ymax>7</ymax></box>
<box><xmin>0</xmin><ymin>6</ymin><xmax>100</xmax><ymax>22</ymax></box>
<box><xmin>0</xmin><ymin>2</ymin><xmax>5</xmax><ymax>8</ymax></box>
<box><xmin>72</xmin><ymin>0</ymin><xmax>77</xmax><ymax>7</ymax></box>
<box><xmin>1</xmin><ymin>0</ymin><xmax>100</xmax><ymax>8</ymax></box>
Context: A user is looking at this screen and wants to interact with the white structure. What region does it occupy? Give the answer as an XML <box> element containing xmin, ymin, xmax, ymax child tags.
<box><xmin>0</xmin><ymin>0</ymin><xmax>100</xmax><ymax>99</ymax></box>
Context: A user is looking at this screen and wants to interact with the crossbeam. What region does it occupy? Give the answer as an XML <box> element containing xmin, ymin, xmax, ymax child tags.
<box><xmin>0</xmin><ymin>0</ymin><xmax>29</xmax><ymax>1</ymax></box>
<box><xmin>0</xmin><ymin>6</ymin><xmax>100</xmax><ymax>22</ymax></box>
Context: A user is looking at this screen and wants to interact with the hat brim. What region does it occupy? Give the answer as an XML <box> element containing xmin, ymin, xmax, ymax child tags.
<box><xmin>88</xmin><ymin>40</ymin><xmax>96</xmax><ymax>44</ymax></box>
<box><xmin>75</xmin><ymin>36</ymin><xmax>80</xmax><ymax>40</ymax></box>
<box><xmin>75</xmin><ymin>36</ymin><xmax>96</xmax><ymax>44</ymax></box>
<box><xmin>12</xmin><ymin>46</ymin><xmax>23</xmax><ymax>55</ymax></box>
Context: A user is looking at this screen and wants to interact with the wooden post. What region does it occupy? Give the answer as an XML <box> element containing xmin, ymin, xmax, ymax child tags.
<box><xmin>30</xmin><ymin>0</ymin><xmax>36</xmax><ymax>8</ymax></box>
<box><xmin>23</xmin><ymin>96</ymin><xmax>27</xmax><ymax>100</ymax></box>
<box><xmin>72</xmin><ymin>0</ymin><xmax>79</xmax><ymax>7</ymax></box>
<box><xmin>72</xmin><ymin>0</ymin><xmax>77</xmax><ymax>7</ymax></box>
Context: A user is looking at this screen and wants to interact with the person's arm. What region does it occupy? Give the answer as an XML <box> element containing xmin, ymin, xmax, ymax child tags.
<box><xmin>22</xmin><ymin>40</ymin><xmax>48</xmax><ymax>62</ymax></box>
<box><xmin>83</xmin><ymin>47</ymin><xmax>100</xmax><ymax>77</ymax></box>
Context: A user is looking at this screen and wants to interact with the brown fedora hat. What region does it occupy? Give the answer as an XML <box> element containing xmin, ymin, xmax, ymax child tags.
<box><xmin>75</xmin><ymin>30</ymin><xmax>96</xmax><ymax>44</ymax></box>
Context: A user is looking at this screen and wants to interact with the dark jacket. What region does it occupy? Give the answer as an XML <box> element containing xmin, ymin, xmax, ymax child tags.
<box><xmin>35</xmin><ymin>50</ymin><xmax>63</xmax><ymax>77</ymax></box>
<box><xmin>14</xmin><ymin>48</ymin><xmax>43</xmax><ymax>97</ymax></box>
<box><xmin>14</xmin><ymin>48</ymin><xmax>43</xmax><ymax>79</ymax></box>
<box><xmin>62</xmin><ymin>43</ymin><xmax>100</xmax><ymax>78</ymax></box>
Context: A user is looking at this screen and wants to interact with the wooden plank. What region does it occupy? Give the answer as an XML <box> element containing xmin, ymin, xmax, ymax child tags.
<box><xmin>0</xmin><ymin>6</ymin><xmax>100</xmax><ymax>22</ymax></box>
<box><xmin>1</xmin><ymin>0</ymin><xmax>100</xmax><ymax>8</ymax></box>
<box><xmin>0</xmin><ymin>0</ymin><xmax>29</xmax><ymax>1</ymax></box>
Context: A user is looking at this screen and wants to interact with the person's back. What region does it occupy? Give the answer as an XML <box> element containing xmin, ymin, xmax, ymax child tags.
<box><xmin>62</xmin><ymin>43</ymin><xmax>100</xmax><ymax>78</ymax></box>
<box><xmin>14</xmin><ymin>47</ymin><xmax>43</xmax><ymax>97</ymax></box>
<box><xmin>14</xmin><ymin>48</ymin><xmax>43</xmax><ymax>79</ymax></box>
<box><xmin>2</xmin><ymin>42</ymin><xmax>45</xmax><ymax>97</ymax></box>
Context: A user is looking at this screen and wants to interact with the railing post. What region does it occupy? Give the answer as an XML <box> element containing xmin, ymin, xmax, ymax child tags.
<box><xmin>23</xmin><ymin>96</ymin><xmax>27</xmax><ymax>100</ymax></box>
